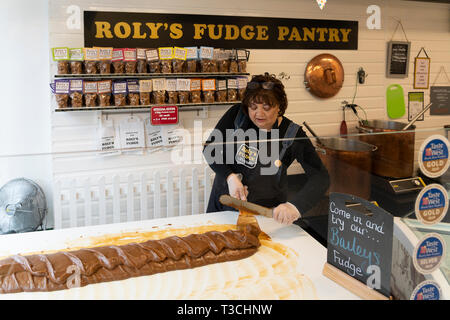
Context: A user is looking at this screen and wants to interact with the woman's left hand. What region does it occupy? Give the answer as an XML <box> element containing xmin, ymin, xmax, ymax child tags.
<box><xmin>273</xmin><ymin>202</ymin><xmax>301</xmax><ymax>225</ymax></box>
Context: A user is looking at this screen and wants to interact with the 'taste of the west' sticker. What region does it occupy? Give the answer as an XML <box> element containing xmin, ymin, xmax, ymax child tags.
<box><xmin>410</xmin><ymin>280</ymin><xmax>442</xmax><ymax>300</ymax></box>
<box><xmin>413</xmin><ymin>233</ymin><xmax>446</xmax><ymax>274</ymax></box>
<box><xmin>418</xmin><ymin>135</ymin><xmax>450</xmax><ymax>178</ymax></box>
<box><xmin>415</xmin><ymin>184</ymin><xmax>448</xmax><ymax>225</ymax></box>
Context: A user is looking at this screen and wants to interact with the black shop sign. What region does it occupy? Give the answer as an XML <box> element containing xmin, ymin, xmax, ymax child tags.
<box><xmin>84</xmin><ymin>11</ymin><xmax>358</xmax><ymax>50</ymax></box>
<box><xmin>327</xmin><ymin>193</ymin><xmax>394</xmax><ymax>298</ymax></box>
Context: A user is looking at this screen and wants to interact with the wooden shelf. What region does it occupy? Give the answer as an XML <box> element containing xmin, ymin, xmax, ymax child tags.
<box><xmin>54</xmin><ymin>101</ymin><xmax>240</xmax><ymax>114</ymax></box>
<box><xmin>54</xmin><ymin>72</ymin><xmax>249</xmax><ymax>79</ymax></box>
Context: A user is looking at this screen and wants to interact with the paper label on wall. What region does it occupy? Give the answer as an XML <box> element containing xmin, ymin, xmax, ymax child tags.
<box><xmin>144</xmin><ymin>118</ymin><xmax>164</xmax><ymax>151</ymax></box>
<box><xmin>164</xmin><ymin>124</ymin><xmax>185</xmax><ymax>147</ymax></box>
<box><xmin>119</xmin><ymin>117</ymin><xmax>145</xmax><ymax>154</ymax></box>
<box><xmin>98</xmin><ymin>119</ymin><xmax>121</xmax><ymax>156</ymax></box>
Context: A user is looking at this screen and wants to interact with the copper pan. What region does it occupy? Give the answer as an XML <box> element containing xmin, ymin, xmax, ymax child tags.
<box><xmin>357</xmin><ymin>120</ymin><xmax>415</xmax><ymax>178</ymax></box>
<box><xmin>303</xmin><ymin>122</ymin><xmax>376</xmax><ymax>199</ymax></box>
<box><xmin>304</xmin><ymin>54</ymin><xmax>344</xmax><ymax>98</ymax></box>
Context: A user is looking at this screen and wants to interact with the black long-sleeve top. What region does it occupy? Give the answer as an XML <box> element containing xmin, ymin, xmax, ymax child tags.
<box><xmin>203</xmin><ymin>104</ymin><xmax>329</xmax><ymax>215</ymax></box>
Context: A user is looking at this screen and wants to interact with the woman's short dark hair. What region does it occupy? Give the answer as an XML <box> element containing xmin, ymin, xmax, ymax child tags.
<box><xmin>241</xmin><ymin>73</ymin><xmax>288</xmax><ymax>116</ymax></box>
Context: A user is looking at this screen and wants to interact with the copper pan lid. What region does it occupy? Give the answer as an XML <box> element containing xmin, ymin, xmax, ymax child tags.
<box><xmin>304</xmin><ymin>54</ymin><xmax>344</xmax><ymax>98</ymax></box>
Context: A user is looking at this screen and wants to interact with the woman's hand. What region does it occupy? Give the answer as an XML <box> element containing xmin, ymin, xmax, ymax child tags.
<box><xmin>226</xmin><ymin>173</ymin><xmax>249</xmax><ymax>201</ymax></box>
<box><xmin>273</xmin><ymin>202</ymin><xmax>301</xmax><ymax>225</ymax></box>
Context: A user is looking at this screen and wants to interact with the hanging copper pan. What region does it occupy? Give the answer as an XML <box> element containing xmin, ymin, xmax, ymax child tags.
<box><xmin>304</xmin><ymin>54</ymin><xmax>344</xmax><ymax>98</ymax></box>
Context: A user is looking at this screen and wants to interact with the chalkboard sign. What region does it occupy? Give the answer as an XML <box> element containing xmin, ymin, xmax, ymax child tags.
<box><xmin>327</xmin><ymin>193</ymin><xmax>394</xmax><ymax>297</ymax></box>
<box><xmin>387</xmin><ymin>41</ymin><xmax>411</xmax><ymax>78</ymax></box>
<box><xmin>430</xmin><ymin>86</ymin><xmax>450</xmax><ymax>115</ymax></box>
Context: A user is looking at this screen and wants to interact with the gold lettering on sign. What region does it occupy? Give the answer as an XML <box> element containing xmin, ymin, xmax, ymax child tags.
<box><xmin>288</xmin><ymin>27</ymin><xmax>302</xmax><ymax>41</ymax></box>
<box><xmin>328</xmin><ymin>28</ymin><xmax>340</xmax><ymax>42</ymax></box>
<box><xmin>114</xmin><ymin>22</ymin><xmax>131</xmax><ymax>38</ymax></box>
<box><xmin>316</xmin><ymin>28</ymin><xmax>328</xmax><ymax>41</ymax></box>
<box><xmin>225</xmin><ymin>25</ymin><xmax>240</xmax><ymax>40</ymax></box>
<box><xmin>145</xmin><ymin>23</ymin><xmax>164</xmax><ymax>39</ymax></box>
<box><xmin>170</xmin><ymin>23</ymin><xmax>183</xmax><ymax>39</ymax></box>
<box><xmin>132</xmin><ymin>22</ymin><xmax>147</xmax><ymax>39</ymax></box>
<box><xmin>208</xmin><ymin>24</ymin><xmax>223</xmax><ymax>40</ymax></box>
<box><xmin>277</xmin><ymin>26</ymin><xmax>290</xmax><ymax>40</ymax></box>
<box><xmin>303</xmin><ymin>27</ymin><xmax>315</xmax><ymax>41</ymax></box>
<box><xmin>95</xmin><ymin>21</ymin><xmax>113</xmax><ymax>38</ymax></box>
<box><xmin>241</xmin><ymin>25</ymin><xmax>255</xmax><ymax>40</ymax></box>
<box><xmin>340</xmin><ymin>28</ymin><xmax>352</xmax><ymax>42</ymax></box>
<box><xmin>256</xmin><ymin>25</ymin><xmax>269</xmax><ymax>40</ymax></box>
<box><xmin>193</xmin><ymin>24</ymin><xmax>207</xmax><ymax>39</ymax></box>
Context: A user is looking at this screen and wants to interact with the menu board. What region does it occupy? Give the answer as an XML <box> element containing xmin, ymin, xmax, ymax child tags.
<box><xmin>387</xmin><ymin>41</ymin><xmax>410</xmax><ymax>78</ymax></box>
<box><xmin>327</xmin><ymin>193</ymin><xmax>394</xmax><ymax>297</ymax></box>
<box><xmin>430</xmin><ymin>86</ymin><xmax>450</xmax><ymax>115</ymax></box>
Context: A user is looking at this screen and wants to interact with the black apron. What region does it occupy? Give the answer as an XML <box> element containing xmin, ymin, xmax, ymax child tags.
<box><xmin>206</xmin><ymin>109</ymin><xmax>300</xmax><ymax>212</ymax></box>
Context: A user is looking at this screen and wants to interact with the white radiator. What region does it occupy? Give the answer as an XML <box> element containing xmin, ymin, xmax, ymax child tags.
<box><xmin>53</xmin><ymin>166</ymin><xmax>215</xmax><ymax>229</ymax></box>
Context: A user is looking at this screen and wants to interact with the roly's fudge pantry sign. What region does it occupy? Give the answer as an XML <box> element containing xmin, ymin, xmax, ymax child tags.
<box><xmin>84</xmin><ymin>11</ymin><xmax>358</xmax><ymax>50</ymax></box>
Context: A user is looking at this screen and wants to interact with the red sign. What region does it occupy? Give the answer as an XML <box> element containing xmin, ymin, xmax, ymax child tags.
<box><xmin>151</xmin><ymin>106</ymin><xmax>178</xmax><ymax>125</ymax></box>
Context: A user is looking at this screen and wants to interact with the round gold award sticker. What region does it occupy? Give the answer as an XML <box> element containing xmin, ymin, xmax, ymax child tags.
<box><xmin>415</xmin><ymin>184</ymin><xmax>448</xmax><ymax>225</ymax></box>
<box><xmin>418</xmin><ymin>135</ymin><xmax>450</xmax><ymax>178</ymax></box>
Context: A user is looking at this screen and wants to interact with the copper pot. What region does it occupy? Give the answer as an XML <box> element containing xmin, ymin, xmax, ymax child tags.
<box><xmin>317</xmin><ymin>138</ymin><xmax>377</xmax><ymax>199</ymax></box>
<box><xmin>357</xmin><ymin>120</ymin><xmax>415</xmax><ymax>178</ymax></box>
<box><xmin>304</xmin><ymin>54</ymin><xmax>344</xmax><ymax>98</ymax></box>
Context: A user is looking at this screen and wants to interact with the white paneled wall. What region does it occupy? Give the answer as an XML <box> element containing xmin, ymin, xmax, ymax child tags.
<box><xmin>48</xmin><ymin>0</ymin><xmax>450</xmax><ymax>228</ymax></box>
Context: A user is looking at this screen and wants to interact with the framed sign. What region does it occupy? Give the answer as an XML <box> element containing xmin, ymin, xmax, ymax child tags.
<box><xmin>430</xmin><ymin>86</ymin><xmax>450</xmax><ymax>115</ymax></box>
<box><xmin>414</xmin><ymin>57</ymin><xmax>431</xmax><ymax>89</ymax></box>
<box><xmin>408</xmin><ymin>92</ymin><xmax>425</xmax><ymax>122</ymax></box>
<box><xmin>386</xmin><ymin>41</ymin><xmax>411</xmax><ymax>78</ymax></box>
<box><xmin>325</xmin><ymin>193</ymin><xmax>393</xmax><ymax>298</ymax></box>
